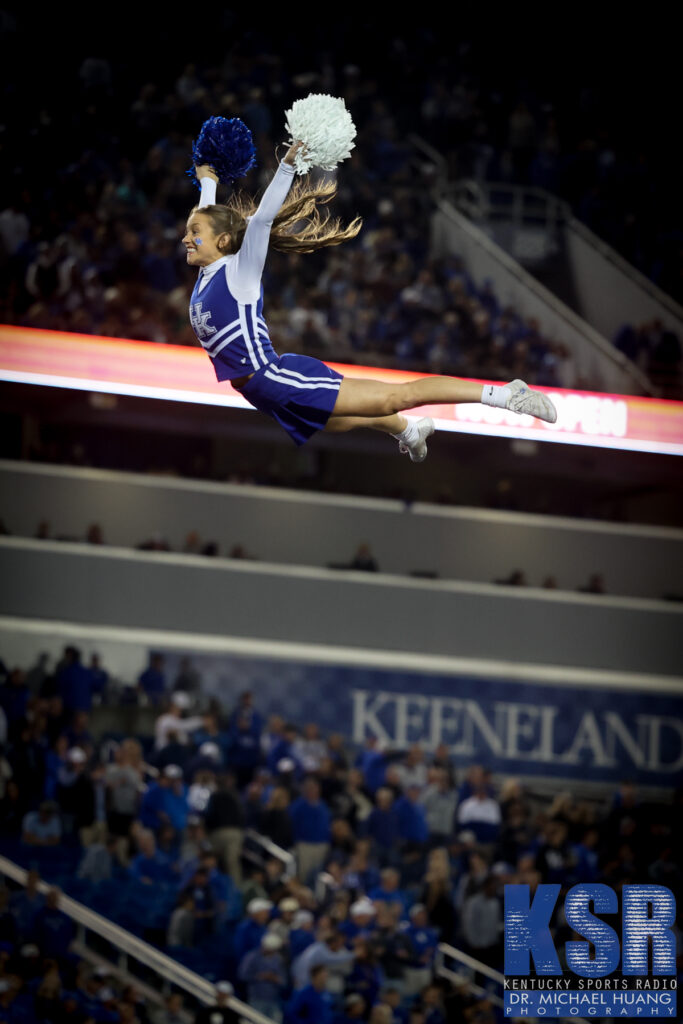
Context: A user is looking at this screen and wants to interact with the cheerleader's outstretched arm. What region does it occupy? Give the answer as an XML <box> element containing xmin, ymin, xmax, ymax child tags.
<box><xmin>194</xmin><ymin>141</ymin><xmax>300</xmax><ymax>301</ymax></box>
<box><xmin>229</xmin><ymin>141</ymin><xmax>302</xmax><ymax>301</ymax></box>
<box><xmin>196</xmin><ymin>169</ymin><xmax>218</xmax><ymax>210</ymax></box>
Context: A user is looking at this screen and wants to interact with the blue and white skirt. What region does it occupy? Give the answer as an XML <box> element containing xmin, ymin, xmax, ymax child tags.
<box><xmin>236</xmin><ymin>353</ymin><xmax>343</xmax><ymax>446</ymax></box>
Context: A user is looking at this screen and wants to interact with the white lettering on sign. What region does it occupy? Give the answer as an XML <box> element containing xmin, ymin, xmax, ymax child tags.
<box><xmin>350</xmin><ymin>690</ymin><xmax>682</xmax><ymax>773</ymax></box>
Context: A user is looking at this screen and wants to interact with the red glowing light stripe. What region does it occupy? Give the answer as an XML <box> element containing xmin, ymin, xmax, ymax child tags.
<box><xmin>1</xmin><ymin>324</ymin><xmax>682</xmax><ymax>455</ymax></box>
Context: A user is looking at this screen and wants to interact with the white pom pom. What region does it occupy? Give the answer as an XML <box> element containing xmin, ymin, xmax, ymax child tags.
<box><xmin>284</xmin><ymin>93</ymin><xmax>357</xmax><ymax>175</ymax></box>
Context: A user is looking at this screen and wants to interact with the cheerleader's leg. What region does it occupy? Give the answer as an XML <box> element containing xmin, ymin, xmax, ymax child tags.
<box><xmin>324</xmin><ymin>413</ymin><xmax>408</xmax><ymax>434</ymax></box>
<box><xmin>331</xmin><ymin>375</ymin><xmax>556</xmax><ymax>424</ymax></box>
<box><xmin>331</xmin><ymin>376</ymin><xmax>485</xmax><ymax>417</ymax></box>
<box><xmin>325</xmin><ymin>413</ymin><xmax>434</xmax><ymax>463</ymax></box>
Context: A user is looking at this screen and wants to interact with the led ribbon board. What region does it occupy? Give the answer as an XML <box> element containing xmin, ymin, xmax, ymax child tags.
<box><xmin>1</xmin><ymin>325</ymin><xmax>682</xmax><ymax>456</ymax></box>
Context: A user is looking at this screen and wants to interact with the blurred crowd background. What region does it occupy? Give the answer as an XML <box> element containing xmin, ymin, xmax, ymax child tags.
<box><xmin>1</xmin><ymin>17</ymin><xmax>681</xmax><ymax>396</ymax></box>
<box><xmin>1</xmin><ymin>645</ymin><xmax>679</xmax><ymax>1023</ymax></box>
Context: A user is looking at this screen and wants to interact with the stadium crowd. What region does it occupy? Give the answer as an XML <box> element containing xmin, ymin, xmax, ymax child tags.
<box><xmin>5</xmin><ymin>25</ymin><xmax>682</xmax><ymax>398</ymax></box>
<box><xmin>0</xmin><ymin>646</ymin><xmax>680</xmax><ymax>1023</ymax></box>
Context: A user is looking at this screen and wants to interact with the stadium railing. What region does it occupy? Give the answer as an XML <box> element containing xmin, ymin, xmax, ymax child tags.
<box><xmin>244</xmin><ymin>828</ymin><xmax>296</xmax><ymax>878</ymax></box>
<box><xmin>409</xmin><ymin>133</ymin><xmax>656</xmax><ymax>397</ymax></box>
<box><xmin>435</xmin><ymin>941</ymin><xmax>504</xmax><ymax>1008</ymax></box>
<box><xmin>0</xmin><ymin>854</ymin><xmax>277</xmax><ymax>1024</ymax></box>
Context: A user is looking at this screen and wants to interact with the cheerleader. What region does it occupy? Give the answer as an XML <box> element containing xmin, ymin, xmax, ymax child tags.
<box><xmin>185</xmin><ymin>139</ymin><xmax>556</xmax><ymax>463</ymax></box>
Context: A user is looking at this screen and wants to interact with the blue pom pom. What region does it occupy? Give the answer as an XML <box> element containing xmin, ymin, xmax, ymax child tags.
<box><xmin>187</xmin><ymin>116</ymin><xmax>257</xmax><ymax>189</ymax></box>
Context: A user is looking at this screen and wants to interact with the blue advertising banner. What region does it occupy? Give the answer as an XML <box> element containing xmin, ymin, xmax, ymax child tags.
<box><xmin>161</xmin><ymin>651</ymin><xmax>683</xmax><ymax>785</ymax></box>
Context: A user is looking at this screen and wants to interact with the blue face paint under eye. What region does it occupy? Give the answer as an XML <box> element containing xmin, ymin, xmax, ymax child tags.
<box><xmin>194</xmin><ymin>237</ymin><xmax>203</xmax><ymax>246</ymax></box>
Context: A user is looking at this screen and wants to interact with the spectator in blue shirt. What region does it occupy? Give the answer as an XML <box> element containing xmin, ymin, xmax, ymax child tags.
<box><xmin>138</xmin><ymin>653</ymin><xmax>166</xmax><ymax>705</ymax></box>
<box><xmin>266</xmin><ymin>723</ymin><xmax>302</xmax><ymax>778</ymax></box>
<box><xmin>64</xmin><ymin>710</ymin><xmax>94</xmax><ymax>755</ymax></box>
<box><xmin>287</xmin><ymin>964</ymin><xmax>334</xmax><ymax>1024</ymax></box>
<box><xmin>9</xmin><ymin>869</ymin><xmax>44</xmax><ymax>940</ymax></box>
<box><xmin>572</xmin><ymin>827</ymin><xmax>601</xmax><ymax>884</ymax></box>
<box><xmin>33</xmin><ymin>888</ymin><xmax>75</xmax><ymax>961</ymax></box>
<box><xmin>180</xmin><ymin>866</ymin><xmax>216</xmax><ymax>944</ymax></box>
<box><xmin>238</xmin><ymin>932</ymin><xmax>287</xmax><ymax>1022</ymax></box>
<box><xmin>291</xmin><ymin>931</ymin><xmax>354</xmax><ymax>992</ymax></box>
<box><xmin>227</xmin><ymin>712</ymin><xmax>262</xmax><ymax>788</ymax></box>
<box><xmin>179</xmin><ymin>850</ymin><xmax>242</xmax><ymax>926</ymax></box>
<box><xmin>368</xmin><ymin>868</ymin><xmax>411</xmax><ymax>915</ymax></box>
<box><xmin>340</xmin><ymin>899</ymin><xmax>376</xmax><ymax>944</ymax></box>
<box><xmin>229</xmin><ymin>690</ymin><xmax>263</xmax><ymax>738</ymax></box>
<box><xmin>44</xmin><ymin>736</ymin><xmax>69</xmax><ymax>801</ymax></box>
<box><xmin>289</xmin><ymin>778</ymin><xmax>331</xmax><ymax>883</ymax></box>
<box><xmin>0</xmin><ymin>668</ymin><xmax>29</xmax><ymax>734</ymax></box>
<box><xmin>395</xmin><ymin>786</ymin><xmax>429</xmax><ymax>845</ymax></box>
<box><xmin>356</xmin><ymin>737</ymin><xmax>388</xmax><ymax>793</ymax></box>
<box><xmin>345</xmin><ymin>938</ymin><xmax>382</xmax><ymax>1008</ymax></box>
<box><xmin>57</xmin><ymin>646</ymin><xmax>93</xmax><ymax>716</ymax></box>
<box><xmin>129</xmin><ymin>830</ymin><xmax>174</xmax><ymax>885</ymax></box>
<box><xmin>186</xmin><ymin>741</ymin><xmax>224</xmax><ymax>781</ymax></box>
<box><xmin>333</xmin><ymin>993</ymin><xmax>366</xmax><ymax>1024</ymax></box>
<box><xmin>398</xmin><ymin>903</ymin><xmax>439</xmax><ymax>995</ymax></box>
<box><xmin>366</xmin><ymin>788</ymin><xmax>400</xmax><ymax>862</ymax></box>
<box><xmin>289</xmin><ymin>910</ymin><xmax>316</xmax><ymax>959</ymax></box>
<box><xmin>88</xmin><ymin>653</ymin><xmax>109</xmax><ymax>700</ymax></box>
<box><xmin>233</xmin><ymin>898</ymin><xmax>273</xmax><ymax>964</ymax></box>
<box><xmin>22</xmin><ymin>802</ymin><xmax>62</xmax><ymax>846</ymax></box>
<box><xmin>140</xmin><ymin>764</ymin><xmax>188</xmax><ymax>835</ymax></box>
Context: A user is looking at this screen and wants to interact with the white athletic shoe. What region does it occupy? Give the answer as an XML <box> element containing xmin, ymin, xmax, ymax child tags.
<box><xmin>399</xmin><ymin>417</ymin><xmax>435</xmax><ymax>462</ymax></box>
<box><xmin>505</xmin><ymin>379</ymin><xmax>557</xmax><ymax>424</ymax></box>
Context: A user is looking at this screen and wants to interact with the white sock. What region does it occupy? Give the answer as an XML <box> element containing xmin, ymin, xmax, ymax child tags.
<box><xmin>391</xmin><ymin>418</ymin><xmax>419</xmax><ymax>444</ymax></box>
<box><xmin>481</xmin><ymin>384</ymin><xmax>512</xmax><ymax>409</ymax></box>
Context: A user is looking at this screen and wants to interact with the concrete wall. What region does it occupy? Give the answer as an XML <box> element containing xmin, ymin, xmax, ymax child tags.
<box><xmin>432</xmin><ymin>200</ymin><xmax>650</xmax><ymax>395</ymax></box>
<box><xmin>565</xmin><ymin>218</ymin><xmax>683</xmax><ymax>343</ymax></box>
<box><xmin>1</xmin><ymin>461</ymin><xmax>682</xmax><ymax>599</ymax></box>
<box><xmin>2</xmin><ymin>538</ymin><xmax>682</xmax><ymax>676</ymax></box>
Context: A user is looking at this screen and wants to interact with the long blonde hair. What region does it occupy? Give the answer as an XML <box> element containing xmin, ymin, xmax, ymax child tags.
<box><xmin>193</xmin><ymin>177</ymin><xmax>362</xmax><ymax>256</ymax></box>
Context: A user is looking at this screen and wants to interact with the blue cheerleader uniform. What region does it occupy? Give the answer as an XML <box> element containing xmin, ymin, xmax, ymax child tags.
<box><xmin>189</xmin><ymin>162</ymin><xmax>343</xmax><ymax>445</ymax></box>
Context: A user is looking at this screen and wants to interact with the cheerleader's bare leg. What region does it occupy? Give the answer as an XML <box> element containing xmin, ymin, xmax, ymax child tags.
<box><xmin>325</xmin><ymin>414</ymin><xmax>409</xmax><ymax>435</ymax></box>
<box><xmin>328</xmin><ymin>374</ymin><xmax>557</xmax><ymax>463</ymax></box>
<box><xmin>331</xmin><ymin>375</ymin><xmax>555</xmax><ymax>421</ymax></box>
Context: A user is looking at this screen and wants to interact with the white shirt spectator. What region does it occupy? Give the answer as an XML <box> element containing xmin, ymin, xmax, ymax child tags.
<box><xmin>396</xmin><ymin>762</ymin><xmax>428</xmax><ymax>791</ymax></box>
<box><xmin>154</xmin><ymin>711</ymin><xmax>204</xmax><ymax>751</ymax></box>
<box><xmin>292</xmin><ymin>737</ymin><xmax>327</xmax><ymax>773</ymax></box>
<box><xmin>291</xmin><ymin>940</ymin><xmax>353</xmax><ymax>992</ymax></box>
<box><xmin>457</xmin><ymin>794</ymin><xmax>502</xmax><ymax>828</ymax></box>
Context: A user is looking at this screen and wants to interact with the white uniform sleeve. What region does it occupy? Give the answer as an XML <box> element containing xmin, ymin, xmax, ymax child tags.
<box><xmin>228</xmin><ymin>161</ymin><xmax>296</xmax><ymax>303</ymax></box>
<box><xmin>198</xmin><ymin>178</ymin><xmax>217</xmax><ymax>208</ymax></box>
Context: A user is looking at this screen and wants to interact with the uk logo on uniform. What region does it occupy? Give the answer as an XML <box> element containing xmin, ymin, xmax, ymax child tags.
<box><xmin>504</xmin><ymin>883</ymin><xmax>677</xmax><ymax>1017</ymax></box>
<box><xmin>190</xmin><ymin>302</ymin><xmax>216</xmax><ymax>340</ymax></box>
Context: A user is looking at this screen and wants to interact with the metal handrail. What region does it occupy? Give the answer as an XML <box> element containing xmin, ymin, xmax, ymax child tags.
<box><xmin>435</xmin><ymin>195</ymin><xmax>655</xmax><ymax>395</ymax></box>
<box><xmin>436</xmin><ymin>941</ymin><xmax>504</xmax><ymax>984</ymax></box>
<box><xmin>567</xmin><ymin>215</ymin><xmax>683</xmax><ymax>323</ymax></box>
<box><xmin>436</xmin><ymin>943</ymin><xmax>576</xmax><ymax>1023</ymax></box>
<box><xmin>245</xmin><ymin>829</ymin><xmax>296</xmax><ymax>878</ymax></box>
<box><xmin>408</xmin><ymin>132</ymin><xmax>449</xmax><ymax>182</ymax></box>
<box><xmin>450</xmin><ymin>178</ymin><xmax>683</xmax><ymax>328</ymax></box>
<box><xmin>0</xmin><ymin>855</ymin><xmax>275</xmax><ymax>1024</ymax></box>
<box><xmin>436</xmin><ymin>964</ymin><xmax>504</xmax><ymax>1009</ymax></box>
<box><xmin>451</xmin><ymin>179</ymin><xmax>573</xmax><ymax>228</ymax></box>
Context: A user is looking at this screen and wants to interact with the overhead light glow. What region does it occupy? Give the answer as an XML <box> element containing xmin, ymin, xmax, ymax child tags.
<box><xmin>1</xmin><ymin>324</ymin><xmax>682</xmax><ymax>455</ymax></box>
